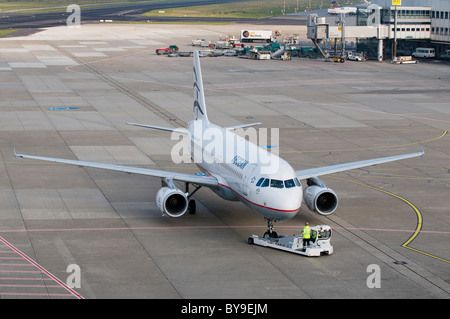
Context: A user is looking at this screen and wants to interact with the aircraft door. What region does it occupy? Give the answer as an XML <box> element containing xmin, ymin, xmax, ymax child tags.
<box><xmin>242</xmin><ymin>163</ymin><xmax>257</xmax><ymax>196</ymax></box>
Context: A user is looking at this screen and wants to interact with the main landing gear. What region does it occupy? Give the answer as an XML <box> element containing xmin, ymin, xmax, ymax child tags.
<box><xmin>188</xmin><ymin>199</ymin><xmax>196</xmax><ymax>215</ymax></box>
<box><xmin>263</xmin><ymin>218</ymin><xmax>278</xmax><ymax>239</ymax></box>
<box><xmin>185</xmin><ymin>182</ymin><xmax>202</xmax><ymax>215</ymax></box>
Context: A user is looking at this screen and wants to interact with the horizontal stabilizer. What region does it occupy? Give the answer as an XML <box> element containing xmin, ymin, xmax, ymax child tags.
<box><xmin>126</xmin><ymin>122</ymin><xmax>189</xmax><ymax>134</ymax></box>
<box><xmin>225</xmin><ymin>122</ymin><xmax>262</xmax><ymax>130</ymax></box>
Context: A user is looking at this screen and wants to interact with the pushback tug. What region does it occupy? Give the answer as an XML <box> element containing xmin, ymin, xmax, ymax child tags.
<box><xmin>248</xmin><ymin>225</ymin><xmax>333</xmax><ymax>257</ymax></box>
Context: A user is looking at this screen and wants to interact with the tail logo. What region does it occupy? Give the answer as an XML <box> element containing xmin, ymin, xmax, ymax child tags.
<box><xmin>193</xmin><ymin>65</ymin><xmax>205</xmax><ymax>120</ymax></box>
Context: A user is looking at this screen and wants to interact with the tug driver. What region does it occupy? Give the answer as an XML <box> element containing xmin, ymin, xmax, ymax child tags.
<box><xmin>302</xmin><ymin>222</ymin><xmax>311</xmax><ymax>249</ymax></box>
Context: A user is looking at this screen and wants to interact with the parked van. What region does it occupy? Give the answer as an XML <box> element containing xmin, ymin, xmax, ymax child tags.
<box><xmin>412</xmin><ymin>48</ymin><xmax>435</xmax><ymax>58</ymax></box>
<box><xmin>440</xmin><ymin>49</ymin><xmax>450</xmax><ymax>60</ymax></box>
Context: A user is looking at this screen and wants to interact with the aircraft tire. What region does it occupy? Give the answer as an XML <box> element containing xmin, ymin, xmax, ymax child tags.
<box><xmin>188</xmin><ymin>199</ymin><xmax>196</xmax><ymax>215</ymax></box>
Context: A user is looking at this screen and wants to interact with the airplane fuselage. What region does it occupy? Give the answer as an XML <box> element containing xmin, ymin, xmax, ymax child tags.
<box><xmin>188</xmin><ymin>120</ymin><xmax>302</xmax><ymax>221</ymax></box>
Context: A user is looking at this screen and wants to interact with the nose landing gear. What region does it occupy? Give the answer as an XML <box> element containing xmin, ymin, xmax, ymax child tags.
<box><xmin>263</xmin><ymin>218</ymin><xmax>278</xmax><ymax>239</ymax></box>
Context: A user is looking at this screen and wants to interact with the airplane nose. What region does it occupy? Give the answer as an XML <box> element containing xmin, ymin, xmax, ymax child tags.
<box><xmin>268</xmin><ymin>188</ymin><xmax>302</xmax><ymax>218</ymax></box>
<box><xmin>277</xmin><ymin>209</ymin><xmax>299</xmax><ymax>221</ymax></box>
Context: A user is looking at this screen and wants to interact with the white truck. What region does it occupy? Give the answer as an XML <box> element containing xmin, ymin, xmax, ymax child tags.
<box><xmin>346</xmin><ymin>51</ymin><xmax>366</xmax><ymax>61</ymax></box>
<box><xmin>240</xmin><ymin>30</ymin><xmax>274</xmax><ymax>43</ymax></box>
<box><xmin>192</xmin><ymin>38</ymin><xmax>211</xmax><ymax>47</ymax></box>
<box><xmin>248</xmin><ymin>225</ymin><xmax>333</xmax><ymax>257</ymax></box>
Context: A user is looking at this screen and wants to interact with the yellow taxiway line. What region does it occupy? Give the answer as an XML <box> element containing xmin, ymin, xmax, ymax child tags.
<box><xmin>333</xmin><ymin>176</ymin><xmax>450</xmax><ymax>264</ymax></box>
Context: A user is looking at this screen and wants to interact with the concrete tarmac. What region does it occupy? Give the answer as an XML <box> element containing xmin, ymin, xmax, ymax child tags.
<box><xmin>0</xmin><ymin>23</ymin><xmax>449</xmax><ymax>300</ymax></box>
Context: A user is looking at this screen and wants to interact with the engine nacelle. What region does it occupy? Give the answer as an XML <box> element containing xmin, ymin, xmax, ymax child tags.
<box><xmin>156</xmin><ymin>187</ymin><xmax>188</xmax><ymax>217</ymax></box>
<box><xmin>304</xmin><ymin>185</ymin><xmax>338</xmax><ymax>215</ymax></box>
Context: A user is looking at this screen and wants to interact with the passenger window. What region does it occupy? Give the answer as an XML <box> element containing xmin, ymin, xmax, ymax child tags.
<box><xmin>284</xmin><ymin>179</ymin><xmax>295</xmax><ymax>188</ymax></box>
<box><xmin>270</xmin><ymin>179</ymin><xmax>284</xmax><ymax>188</ymax></box>
<box><xmin>256</xmin><ymin>178</ymin><xmax>264</xmax><ymax>187</ymax></box>
<box><xmin>261</xmin><ymin>179</ymin><xmax>269</xmax><ymax>187</ymax></box>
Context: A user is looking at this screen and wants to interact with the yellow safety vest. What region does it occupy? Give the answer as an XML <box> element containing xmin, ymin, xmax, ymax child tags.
<box><xmin>302</xmin><ymin>226</ymin><xmax>311</xmax><ymax>239</ymax></box>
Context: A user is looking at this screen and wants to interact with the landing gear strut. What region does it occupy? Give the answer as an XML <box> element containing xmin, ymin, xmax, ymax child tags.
<box><xmin>185</xmin><ymin>182</ymin><xmax>202</xmax><ymax>215</ymax></box>
<box><xmin>263</xmin><ymin>218</ymin><xmax>278</xmax><ymax>239</ymax></box>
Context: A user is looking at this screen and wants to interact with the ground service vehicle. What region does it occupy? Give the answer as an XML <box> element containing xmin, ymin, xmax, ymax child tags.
<box><xmin>156</xmin><ymin>45</ymin><xmax>179</xmax><ymax>55</ymax></box>
<box><xmin>333</xmin><ymin>57</ymin><xmax>346</xmax><ymax>63</ymax></box>
<box><xmin>391</xmin><ymin>56</ymin><xmax>418</xmax><ymax>64</ymax></box>
<box><xmin>346</xmin><ymin>51</ymin><xmax>366</xmax><ymax>61</ymax></box>
<box><xmin>192</xmin><ymin>38</ymin><xmax>211</xmax><ymax>47</ymax></box>
<box><xmin>440</xmin><ymin>49</ymin><xmax>450</xmax><ymax>60</ymax></box>
<box><xmin>412</xmin><ymin>48</ymin><xmax>435</xmax><ymax>58</ymax></box>
<box><xmin>241</xmin><ymin>30</ymin><xmax>273</xmax><ymax>43</ymax></box>
<box><xmin>248</xmin><ymin>225</ymin><xmax>333</xmax><ymax>257</ymax></box>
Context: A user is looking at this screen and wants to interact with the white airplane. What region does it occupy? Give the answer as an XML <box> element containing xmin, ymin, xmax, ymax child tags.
<box><xmin>16</xmin><ymin>51</ymin><xmax>424</xmax><ymax>238</ymax></box>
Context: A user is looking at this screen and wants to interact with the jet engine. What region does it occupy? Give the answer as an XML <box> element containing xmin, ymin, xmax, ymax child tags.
<box><xmin>303</xmin><ymin>177</ymin><xmax>338</xmax><ymax>215</ymax></box>
<box><xmin>156</xmin><ymin>187</ymin><xmax>188</xmax><ymax>217</ymax></box>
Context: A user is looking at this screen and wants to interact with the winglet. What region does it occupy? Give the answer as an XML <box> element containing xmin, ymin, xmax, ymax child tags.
<box><xmin>419</xmin><ymin>145</ymin><xmax>425</xmax><ymax>157</ymax></box>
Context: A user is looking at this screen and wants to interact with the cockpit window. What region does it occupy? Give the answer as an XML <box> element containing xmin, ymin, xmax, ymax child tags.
<box><xmin>256</xmin><ymin>178</ymin><xmax>265</xmax><ymax>187</ymax></box>
<box><xmin>270</xmin><ymin>179</ymin><xmax>284</xmax><ymax>188</ymax></box>
<box><xmin>261</xmin><ymin>178</ymin><xmax>269</xmax><ymax>187</ymax></box>
<box><xmin>284</xmin><ymin>179</ymin><xmax>296</xmax><ymax>188</ymax></box>
<box><xmin>258</xmin><ymin>178</ymin><xmax>301</xmax><ymax>189</ymax></box>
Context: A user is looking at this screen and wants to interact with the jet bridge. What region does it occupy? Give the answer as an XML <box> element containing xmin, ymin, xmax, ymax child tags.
<box><xmin>307</xmin><ymin>12</ymin><xmax>386</xmax><ymax>61</ymax></box>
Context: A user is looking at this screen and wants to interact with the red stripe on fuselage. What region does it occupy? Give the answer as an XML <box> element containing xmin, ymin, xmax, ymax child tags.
<box><xmin>217</xmin><ymin>183</ymin><xmax>300</xmax><ymax>213</ymax></box>
<box><xmin>196</xmin><ymin>164</ymin><xmax>300</xmax><ymax>213</ymax></box>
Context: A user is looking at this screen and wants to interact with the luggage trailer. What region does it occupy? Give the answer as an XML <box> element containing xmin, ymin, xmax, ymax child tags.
<box><xmin>248</xmin><ymin>225</ymin><xmax>333</xmax><ymax>257</ymax></box>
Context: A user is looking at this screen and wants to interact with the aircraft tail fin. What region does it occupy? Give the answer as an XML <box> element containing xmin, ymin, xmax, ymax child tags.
<box><xmin>193</xmin><ymin>51</ymin><xmax>210</xmax><ymax>125</ymax></box>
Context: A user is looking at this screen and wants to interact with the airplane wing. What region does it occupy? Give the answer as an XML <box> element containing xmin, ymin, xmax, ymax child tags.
<box><xmin>15</xmin><ymin>152</ymin><xmax>218</xmax><ymax>188</ymax></box>
<box><xmin>296</xmin><ymin>148</ymin><xmax>424</xmax><ymax>180</ymax></box>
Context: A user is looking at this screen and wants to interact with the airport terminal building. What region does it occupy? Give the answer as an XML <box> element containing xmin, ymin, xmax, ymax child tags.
<box><xmin>370</xmin><ymin>0</ymin><xmax>450</xmax><ymax>55</ymax></box>
<box><xmin>307</xmin><ymin>0</ymin><xmax>450</xmax><ymax>59</ymax></box>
